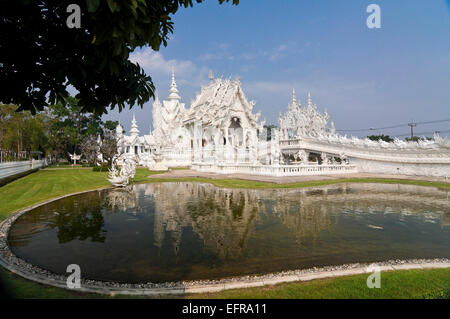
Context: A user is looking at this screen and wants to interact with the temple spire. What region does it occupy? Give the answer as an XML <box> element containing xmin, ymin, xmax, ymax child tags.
<box><xmin>292</xmin><ymin>88</ymin><xmax>297</xmax><ymax>103</ymax></box>
<box><xmin>307</xmin><ymin>92</ymin><xmax>313</xmax><ymax>108</ymax></box>
<box><xmin>168</xmin><ymin>67</ymin><xmax>181</xmax><ymax>101</ymax></box>
<box><xmin>130</xmin><ymin>113</ymin><xmax>140</xmax><ymax>136</ymax></box>
<box><xmin>209</xmin><ymin>70</ymin><xmax>214</xmax><ymax>84</ymax></box>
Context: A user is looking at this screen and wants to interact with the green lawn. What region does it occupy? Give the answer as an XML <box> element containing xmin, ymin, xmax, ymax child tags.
<box><xmin>0</xmin><ymin>167</ymin><xmax>449</xmax><ymax>299</ymax></box>
<box><xmin>146</xmin><ymin>176</ymin><xmax>450</xmax><ymax>190</ymax></box>
<box><xmin>0</xmin><ymin>167</ymin><xmax>157</xmax><ymax>221</ymax></box>
<box><xmin>190</xmin><ymin>268</ymin><xmax>450</xmax><ymax>299</ymax></box>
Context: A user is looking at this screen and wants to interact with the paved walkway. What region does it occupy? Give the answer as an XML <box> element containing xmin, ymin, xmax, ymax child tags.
<box><xmin>148</xmin><ymin>169</ymin><xmax>450</xmax><ymax>184</ymax></box>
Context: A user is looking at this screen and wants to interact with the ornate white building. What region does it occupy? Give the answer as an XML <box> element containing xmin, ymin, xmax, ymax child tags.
<box><xmin>115</xmin><ymin>70</ymin><xmax>450</xmax><ymax>178</ymax></box>
<box><xmin>279</xmin><ymin>89</ymin><xmax>335</xmax><ymax>139</ymax></box>
<box><xmin>115</xmin><ymin>114</ymin><xmax>155</xmax><ymax>167</ymax></box>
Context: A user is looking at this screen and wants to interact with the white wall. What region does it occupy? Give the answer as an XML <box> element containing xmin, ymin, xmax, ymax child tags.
<box><xmin>350</xmin><ymin>158</ymin><xmax>450</xmax><ymax>178</ymax></box>
<box><xmin>0</xmin><ymin>160</ymin><xmax>46</xmax><ymax>180</ymax></box>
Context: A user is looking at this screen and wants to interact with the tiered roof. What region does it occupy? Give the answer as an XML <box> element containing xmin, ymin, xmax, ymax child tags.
<box><xmin>185</xmin><ymin>77</ymin><xmax>261</xmax><ymax>129</ymax></box>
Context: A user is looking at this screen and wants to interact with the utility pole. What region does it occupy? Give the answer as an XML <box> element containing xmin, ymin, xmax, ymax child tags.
<box><xmin>408</xmin><ymin>122</ymin><xmax>416</xmax><ymax>140</ymax></box>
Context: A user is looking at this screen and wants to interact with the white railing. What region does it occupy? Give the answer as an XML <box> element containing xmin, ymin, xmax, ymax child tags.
<box><xmin>280</xmin><ymin>139</ymin><xmax>450</xmax><ymax>164</ymax></box>
<box><xmin>191</xmin><ymin>163</ymin><xmax>358</xmax><ymax>177</ymax></box>
<box><xmin>0</xmin><ymin>159</ymin><xmax>47</xmax><ymax>180</ymax></box>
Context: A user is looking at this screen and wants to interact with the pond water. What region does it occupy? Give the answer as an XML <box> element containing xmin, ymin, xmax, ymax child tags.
<box><xmin>8</xmin><ymin>182</ymin><xmax>450</xmax><ymax>283</ymax></box>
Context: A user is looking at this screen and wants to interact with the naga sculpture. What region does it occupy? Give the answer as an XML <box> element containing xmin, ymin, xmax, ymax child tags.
<box><xmin>107</xmin><ymin>156</ymin><xmax>136</xmax><ymax>187</ymax></box>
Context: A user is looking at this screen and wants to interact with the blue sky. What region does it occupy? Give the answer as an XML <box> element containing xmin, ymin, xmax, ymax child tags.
<box><xmin>104</xmin><ymin>0</ymin><xmax>450</xmax><ymax>138</ymax></box>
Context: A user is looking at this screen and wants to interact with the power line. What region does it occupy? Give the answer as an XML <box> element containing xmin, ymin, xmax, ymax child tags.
<box><xmin>415</xmin><ymin>119</ymin><xmax>450</xmax><ymax>125</ymax></box>
<box><xmin>408</xmin><ymin>122</ymin><xmax>417</xmax><ymax>140</ymax></box>
<box><xmin>391</xmin><ymin>129</ymin><xmax>450</xmax><ymax>138</ymax></box>
<box><xmin>336</xmin><ymin>118</ymin><xmax>450</xmax><ymax>133</ymax></box>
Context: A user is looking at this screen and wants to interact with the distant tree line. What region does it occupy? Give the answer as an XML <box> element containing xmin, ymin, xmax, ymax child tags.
<box><xmin>0</xmin><ymin>97</ymin><xmax>119</xmax><ymax>163</ymax></box>
<box><xmin>366</xmin><ymin>134</ymin><xmax>433</xmax><ymax>143</ymax></box>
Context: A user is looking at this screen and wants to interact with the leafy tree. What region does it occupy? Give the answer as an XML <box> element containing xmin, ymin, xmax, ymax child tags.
<box><xmin>0</xmin><ymin>104</ymin><xmax>48</xmax><ymax>157</ymax></box>
<box><xmin>406</xmin><ymin>136</ymin><xmax>433</xmax><ymax>142</ymax></box>
<box><xmin>1</xmin><ymin>0</ymin><xmax>239</xmax><ymax>114</ymax></box>
<box><xmin>79</xmin><ymin>135</ymin><xmax>100</xmax><ymax>164</ymax></box>
<box><xmin>367</xmin><ymin>134</ymin><xmax>394</xmax><ymax>143</ymax></box>
<box><xmin>99</xmin><ymin>129</ymin><xmax>118</xmax><ymax>165</ymax></box>
<box><xmin>104</xmin><ymin>120</ymin><xmax>119</xmax><ymax>131</ymax></box>
<box><xmin>47</xmin><ymin>96</ymin><xmax>104</xmax><ymax>159</ymax></box>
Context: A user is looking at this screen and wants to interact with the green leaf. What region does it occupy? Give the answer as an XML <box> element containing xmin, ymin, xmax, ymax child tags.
<box><xmin>107</xmin><ymin>0</ymin><xmax>118</xmax><ymax>12</ymax></box>
<box><xmin>86</xmin><ymin>0</ymin><xmax>100</xmax><ymax>12</ymax></box>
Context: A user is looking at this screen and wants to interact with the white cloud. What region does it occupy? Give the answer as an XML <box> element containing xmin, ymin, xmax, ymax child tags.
<box><xmin>130</xmin><ymin>48</ymin><xmax>198</xmax><ymax>78</ymax></box>
<box><xmin>129</xmin><ymin>47</ymin><xmax>212</xmax><ymax>100</ymax></box>
<box><xmin>268</xmin><ymin>44</ymin><xmax>288</xmax><ymax>61</ymax></box>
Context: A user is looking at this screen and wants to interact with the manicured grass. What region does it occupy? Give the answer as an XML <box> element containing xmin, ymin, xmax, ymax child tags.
<box><xmin>190</xmin><ymin>269</ymin><xmax>450</xmax><ymax>299</ymax></box>
<box><xmin>0</xmin><ymin>270</ymin><xmax>111</xmax><ymax>299</ymax></box>
<box><xmin>145</xmin><ymin>176</ymin><xmax>450</xmax><ymax>190</ymax></box>
<box><xmin>45</xmin><ymin>164</ymin><xmax>83</xmax><ymax>168</ymax></box>
<box><xmin>0</xmin><ymin>167</ymin><xmax>157</xmax><ymax>221</ymax></box>
<box><xmin>1</xmin><ymin>266</ymin><xmax>448</xmax><ymax>299</ymax></box>
<box><xmin>0</xmin><ymin>167</ymin><xmax>449</xmax><ymax>299</ymax></box>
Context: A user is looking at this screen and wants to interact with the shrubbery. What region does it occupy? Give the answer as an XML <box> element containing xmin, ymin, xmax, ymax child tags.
<box><xmin>92</xmin><ymin>165</ymin><xmax>110</xmax><ymax>172</ymax></box>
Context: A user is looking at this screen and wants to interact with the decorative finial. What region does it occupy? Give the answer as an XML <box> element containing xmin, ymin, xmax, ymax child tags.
<box><xmin>208</xmin><ymin>70</ymin><xmax>214</xmax><ymax>84</ymax></box>
<box><xmin>292</xmin><ymin>88</ymin><xmax>297</xmax><ymax>103</ymax></box>
<box><xmin>168</xmin><ymin>67</ymin><xmax>181</xmax><ymax>101</ymax></box>
<box><xmin>307</xmin><ymin>92</ymin><xmax>312</xmax><ymax>107</ymax></box>
<box><xmin>130</xmin><ymin>113</ymin><xmax>140</xmax><ymax>135</ymax></box>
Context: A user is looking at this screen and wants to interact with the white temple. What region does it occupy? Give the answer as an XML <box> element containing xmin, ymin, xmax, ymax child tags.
<box><xmin>115</xmin><ymin>70</ymin><xmax>450</xmax><ymax>178</ymax></box>
<box><xmin>279</xmin><ymin>89</ymin><xmax>335</xmax><ymax>139</ymax></box>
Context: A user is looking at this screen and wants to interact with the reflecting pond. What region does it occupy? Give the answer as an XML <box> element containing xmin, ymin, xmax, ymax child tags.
<box><xmin>8</xmin><ymin>182</ymin><xmax>450</xmax><ymax>283</ymax></box>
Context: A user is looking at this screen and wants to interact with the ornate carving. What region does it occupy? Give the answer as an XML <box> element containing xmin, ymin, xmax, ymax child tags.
<box><xmin>279</xmin><ymin>90</ymin><xmax>334</xmax><ymax>138</ymax></box>
<box><xmin>108</xmin><ymin>156</ymin><xmax>136</xmax><ymax>187</ymax></box>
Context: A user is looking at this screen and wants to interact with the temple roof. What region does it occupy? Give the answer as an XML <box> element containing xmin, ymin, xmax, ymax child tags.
<box><xmin>122</xmin><ymin>134</ymin><xmax>155</xmax><ymax>145</ymax></box>
<box><xmin>184</xmin><ymin>77</ymin><xmax>261</xmax><ymax>128</ymax></box>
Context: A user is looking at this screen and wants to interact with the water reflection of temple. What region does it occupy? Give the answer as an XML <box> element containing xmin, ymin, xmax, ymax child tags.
<box><xmin>110</xmin><ymin>183</ymin><xmax>449</xmax><ymax>259</ymax></box>
<box><xmin>104</xmin><ymin>187</ymin><xmax>140</xmax><ymax>213</ymax></box>
<box><xmin>144</xmin><ymin>183</ymin><xmax>260</xmax><ymax>259</ymax></box>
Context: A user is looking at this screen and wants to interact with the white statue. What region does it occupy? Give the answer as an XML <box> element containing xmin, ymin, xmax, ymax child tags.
<box><xmin>149</xmin><ymin>148</ymin><xmax>168</xmax><ymax>171</ymax></box>
<box><xmin>68</xmin><ymin>152</ymin><xmax>81</xmax><ymax>165</ymax></box>
<box><xmin>108</xmin><ymin>156</ymin><xmax>136</xmax><ymax>187</ymax></box>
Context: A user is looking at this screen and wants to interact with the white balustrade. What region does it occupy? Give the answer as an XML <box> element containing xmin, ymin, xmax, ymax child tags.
<box><xmin>191</xmin><ymin>163</ymin><xmax>358</xmax><ymax>177</ymax></box>
<box><xmin>0</xmin><ymin>159</ymin><xmax>47</xmax><ymax>180</ymax></box>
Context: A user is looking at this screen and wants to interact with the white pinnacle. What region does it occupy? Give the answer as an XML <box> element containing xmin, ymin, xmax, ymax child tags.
<box><xmin>168</xmin><ymin>67</ymin><xmax>181</xmax><ymax>101</ymax></box>
<box><xmin>130</xmin><ymin>113</ymin><xmax>140</xmax><ymax>136</ymax></box>
<box><xmin>209</xmin><ymin>70</ymin><xmax>214</xmax><ymax>84</ymax></box>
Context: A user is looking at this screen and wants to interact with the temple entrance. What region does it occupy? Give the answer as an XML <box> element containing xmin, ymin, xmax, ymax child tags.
<box><xmin>228</xmin><ymin>117</ymin><xmax>243</xmax><ymax>147</ymax></box>
<box><xmin>229</xmin><ymin>117</ymin><xmax>241</xmax><ymax>129</ymax></box>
